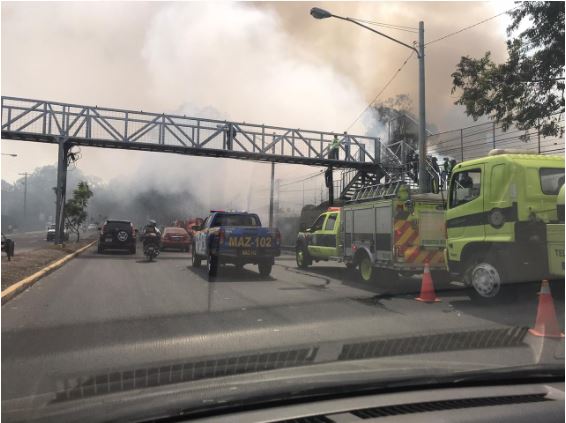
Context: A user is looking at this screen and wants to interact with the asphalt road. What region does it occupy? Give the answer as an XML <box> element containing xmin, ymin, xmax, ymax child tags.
<box><xmin>2</xmin><ymin>247</ymin><xmax>565</xmax><ymax>413</ymax></box>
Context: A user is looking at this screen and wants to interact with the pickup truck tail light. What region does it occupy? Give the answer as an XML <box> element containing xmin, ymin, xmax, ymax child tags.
<box><xmin>275</xmin><ymin>229</ymin><xmax>281</xmax><ymax>246</ymax></box>
<box><xmin>218</xmin><ymin>228</ymin><xmax>225</xmax><ymax>245</ymax></box>
<box><xmin>102</xmin><ymin>223</ymin><xmax>107</xmax><ymax>233</ymax></box>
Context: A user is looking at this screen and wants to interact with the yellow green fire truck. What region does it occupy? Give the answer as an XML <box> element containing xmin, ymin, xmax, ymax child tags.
<box><xmin>296</xmin><ymin>150</ymin><xmax>564</xmax><ymax>300</ymax></box>
<box><xmin>445</xmin><ymin>150</ymin><xmax>564</xmax><ymax>300</ymax></box>
<box><xmin>295</xmin><ymin>185</ymin><xmax>448</xmax><ymax>283</ymax></box>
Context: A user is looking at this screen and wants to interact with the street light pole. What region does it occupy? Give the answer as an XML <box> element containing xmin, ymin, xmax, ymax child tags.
<box><xmin>18</xmin><ymin>172</ymin><xmax>30</xmax><ymax>226</ymax></box>
<box><xmin>417</xmin><ymin>21</ymin><xmax>427</xmax><ymax>193</ymax></box>
<box><xmin>310</xmin><ymin>7</ymin><xmax>428</xmax><ymax>193</ymax></box>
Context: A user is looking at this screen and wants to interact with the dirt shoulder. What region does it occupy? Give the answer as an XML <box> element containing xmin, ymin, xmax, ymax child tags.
<box><xmin>1</xmin><ymin>237</ymin><xmax>96</xmax><ymax>291</ymax></box>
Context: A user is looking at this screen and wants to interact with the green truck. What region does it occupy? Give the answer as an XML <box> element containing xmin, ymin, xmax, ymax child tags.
<box><xmin>445</xmin><ymin>150</ymin><xmax>565</xmax><ymax>300</ymax></box>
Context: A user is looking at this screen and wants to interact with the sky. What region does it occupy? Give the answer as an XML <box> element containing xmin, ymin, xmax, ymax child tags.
<box><xmin>0</xmin><ymin>1</ymin><xmax>515</xmax><ymax>211</ymax></box>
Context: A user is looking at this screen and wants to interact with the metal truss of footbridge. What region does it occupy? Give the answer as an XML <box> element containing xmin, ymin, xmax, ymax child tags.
<box><xmin>1</xmin><ymin>96</ymin><xmax>394</xmax><ymax>242</ymax></box>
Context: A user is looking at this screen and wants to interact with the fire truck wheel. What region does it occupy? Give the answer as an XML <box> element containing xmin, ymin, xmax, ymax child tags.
<box><xmin>358</xmin><ymin>253</ymin><xmax>375</xmax><ymax>283</ymax></box>
<box><xmin>296</xmin><ymin>246</ymin><xmax>311</xmax><ymax>268</ymax></box>
<box><xmin>465</xmin><ymin>255</ymin><xmax>514</xmax><ymax>302</ymax></box>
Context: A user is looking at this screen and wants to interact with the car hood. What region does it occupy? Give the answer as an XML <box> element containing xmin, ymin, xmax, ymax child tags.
<box><xmin>3</xmin><ymin>296</ymin><xmax>564</xmax><ymax>423</ymax></box>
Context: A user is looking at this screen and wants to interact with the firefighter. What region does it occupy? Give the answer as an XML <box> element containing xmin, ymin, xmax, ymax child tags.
<box><xmin>441</xmin><ymin>157</ymin><xmax>450</xmax><ymax>189</ymax></box>
<box><xmin>329</xmin><ymin>135</ymin><xmax>340</xmax><ymax>160</ymax></box>
<box><xmin>430</xmin><ymin>156</ymin><xmax>441</xmax><ymax>193</ymax></box>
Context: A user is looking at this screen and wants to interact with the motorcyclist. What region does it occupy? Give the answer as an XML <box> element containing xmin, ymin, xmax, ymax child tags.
<box><xmin>142</xmin><ymin>220</ymin><xmax>161</xmax><ymax>243</ymax></box>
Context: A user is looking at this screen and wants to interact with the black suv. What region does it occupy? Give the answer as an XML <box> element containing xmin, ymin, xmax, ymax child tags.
<box><xmin>97</xmin><ymin>220</ymin><xmax>137</xmax><ymax>254</ymax></box>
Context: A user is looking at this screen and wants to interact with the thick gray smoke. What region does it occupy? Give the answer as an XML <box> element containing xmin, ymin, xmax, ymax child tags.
<box><xmin>2</xmin><ymin>2</ymin><xmax>510</xmax><ymax>220</ymax></box>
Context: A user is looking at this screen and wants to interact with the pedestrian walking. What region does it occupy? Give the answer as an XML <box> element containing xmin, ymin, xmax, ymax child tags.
<box><xmin>343</xmin><ymin>132</ymin><xmax>351</xmax><ymax>160</ymax></box>
<box><xmin>329</xmin><ymin>135</ymin><xmax>340</xmax><ymax>160</ymax></box>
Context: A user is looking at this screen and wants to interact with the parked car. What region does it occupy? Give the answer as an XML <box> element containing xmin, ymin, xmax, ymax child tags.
<box><xmin>161</xmin><ymin>227</ymin><xmax>190</xmax><ymax>252</ymax></box>
<box><xmin>87</xmin><ymin>223</ymin><xmax>98</xmax><ymax>231</ymax></box>
<box><xmin>46</xmin><ymin>224</ymin><xmax>69</xmax><ymax>241</ymax></box>
<box><xmin>97</xmin><ymin>220</ymin><xmax>137</xmax><ymax>254</ymax></box>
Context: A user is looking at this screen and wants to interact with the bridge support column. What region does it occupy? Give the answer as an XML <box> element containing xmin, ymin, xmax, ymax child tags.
<box><xmin>325</xmin><ymin>167</ymin><xmax>334</xmax><ymax>206</ymax></box>
<box><xmin>54</xmin><ymin>138</ymin><xmax>70</xmax><ymax>244</ymax></box>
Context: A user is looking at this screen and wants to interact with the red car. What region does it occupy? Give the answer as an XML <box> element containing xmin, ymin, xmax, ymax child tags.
<box><xmin>161</xmin><ymin>227</ymin><xmax>190</xmax><ymax>252</ymax></box>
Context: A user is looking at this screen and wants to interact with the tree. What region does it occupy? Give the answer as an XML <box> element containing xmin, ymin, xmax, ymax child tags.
<box><xmin>451</xmin><ymin>2</ymin><xmax>565</xmax><ymax>138</ymax></box>
<box><xmin>64</xmin><ymin>181</ymin><xmax>93</xmax><ymax>242</ymax></box>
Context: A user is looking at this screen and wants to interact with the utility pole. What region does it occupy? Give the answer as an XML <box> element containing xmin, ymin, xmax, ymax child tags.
<box><xmin>417</xmin><ymin>21</ymin><xmax>427</xmax><ymax>193</ymax></box>
<box><xmin>18</xmin><ymin>172</ymin><xmax>30</xmax><ymax>227</ymax></box>
<box><xmin>269</xmin><ymin>162</ymin><xmax>275</xmax><ymax>227</ymax></box>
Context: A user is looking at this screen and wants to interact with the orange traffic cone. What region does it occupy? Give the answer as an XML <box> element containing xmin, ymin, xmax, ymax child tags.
<box><xmin>529</xmin><ymin>280</ymin><xmax>564</xmax><ymax>338</ymax></box>
<box><xmin>416</xmin><ymin>262</ymin><xmax>440</xmax><ymax>303</ymax></box>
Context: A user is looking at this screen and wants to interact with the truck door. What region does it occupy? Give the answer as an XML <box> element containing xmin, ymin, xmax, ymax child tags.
<box><xmin>316</xmin><ymin>212</ymin><xmax>339</xmax><ymax>258</ymax></box>
<box><xmin>446</xmin><ymin>167</ymin><xmax>485</xmax><ymax>262</ymax></box>
<box><xmin>307</xmin><ymin>213</ymin><xmax>327</xmax><ymax>257</ymax></box>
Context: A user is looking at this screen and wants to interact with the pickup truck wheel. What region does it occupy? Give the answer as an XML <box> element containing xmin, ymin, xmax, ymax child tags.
<box><xmin>465</xmin><ymin>256</ymin><xmax>510</xmax><ymax>302</ymax></box>
<box><xmin>258</xmin><ymin>262</ymin><xmax>272</xmax><ymax>277</ymax></box>
<box><xmin>296</xmin><ymin>246</ymin><xmax>311</xmax><ymax>268</ymax></box>
<box><xmin>191</xmin><ymin>245</ymin><xmax>201</xmax><ymax>267</ymax></box>
<box><xmin>208</xmin><ymin>254</ymin><xmax>218</xmax><ymax>278</ymax></box>
<box><xmin>358</xmin><ymin>254</ymin><xmax>375</xmax><ymax>283</ymax></box>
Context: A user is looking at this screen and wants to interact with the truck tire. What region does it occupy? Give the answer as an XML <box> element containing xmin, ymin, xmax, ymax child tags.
<box><xmin>464</xmin><ymin>254</ymin><xmax>513</xmax><ymax>302</ymax></box>
<box><xmin>296</xmin><ymin>246</ymin><xmax>312</xmax><ymax>268</ymax></box>
<box><xmin>358</xmin><ymin>253</ymin><xmax>375</xmax><ymax>283</ymax></box>
<box><xmin>191</xmin><ymin>245</ymin><xmax>201</xmax><ymax>267</ymax></box>
<box><xmin>208</xmin><ymin>253</ymin><xmax>218</xmax><ymax>279</ymax></box>
<box><xmin>258</xmin><ymin>262</ymin><xmax>272</xmax><ymax>277</ymax></box>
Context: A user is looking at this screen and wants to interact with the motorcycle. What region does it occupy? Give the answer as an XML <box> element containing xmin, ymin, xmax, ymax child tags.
<box><xmin>143</xmin><ymin>232</ymin><xmax>160</xmax><ymax>262</ymax></box>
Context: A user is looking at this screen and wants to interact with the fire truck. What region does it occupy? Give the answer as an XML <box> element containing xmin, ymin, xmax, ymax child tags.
<box><xmin>296</xmin><ymin>183</ymin><xmax>447</xmax><ymax>283</ymax></box>
<box><xmin>445</xmin><ymin>150</ymin><xmax>564</xmax><ymax>300</ymax></box>
<box><xmin>296</xmin><ymin>150</ymin><xmax>565</xmax><ymax>301</ymax></box>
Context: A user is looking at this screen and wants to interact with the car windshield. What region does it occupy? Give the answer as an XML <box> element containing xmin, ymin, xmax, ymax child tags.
<box><xmin>1</xmin><ymin>2</ymin><xmax>564</xmax><ymax>422</ymax></box>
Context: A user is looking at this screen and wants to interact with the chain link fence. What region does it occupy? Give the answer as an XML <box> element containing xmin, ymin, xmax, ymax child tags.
<box><xmin>427</xmin><ymin>117</ymin><xmax>565</xmax><ymax>161</ymax></box>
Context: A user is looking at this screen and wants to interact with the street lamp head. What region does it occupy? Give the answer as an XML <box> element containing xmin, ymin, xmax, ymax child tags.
<box><xmin>310</xmin><ymin>7</ymin><xmax>332</xmax><ymax>20</ymax></box>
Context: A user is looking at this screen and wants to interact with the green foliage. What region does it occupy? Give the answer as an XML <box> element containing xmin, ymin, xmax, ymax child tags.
<box><xmin>64</xmin><ymin>181</ymin><xmax>94</xmax><ymax>242</ymax></box>
<box><xmin>451</xmin><ymin>2</ymin><xmax>564</xmax><ymax>138</ymax></box>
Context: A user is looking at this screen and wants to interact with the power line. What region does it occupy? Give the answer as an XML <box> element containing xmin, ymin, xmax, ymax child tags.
<box><xmin>354</xmin><ymin>18</ymin><xmax>418</xmax><ymax>33</ymax></box>
<box><xmin>426</xmin><ymin>8</ymin><xmax>516</xmax><ymax>46</ymax></box>
<box><xmin>278</xmin><ymin>170</ymin><xmax>325</xmax><ymax>188</ymax></box>
<box><xmin>345</xmin><ymin>52</ymin><xmax>415</xmax><ymax>132</ymax></box>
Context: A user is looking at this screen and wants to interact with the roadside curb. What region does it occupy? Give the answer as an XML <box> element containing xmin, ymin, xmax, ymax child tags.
<box><xmin>1</xmin><ymin>240</ymin><xmax>97</xmax><ymax>305</ymax></box>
